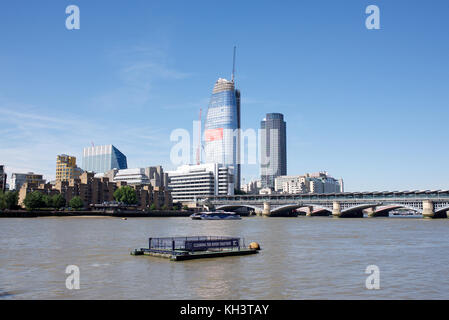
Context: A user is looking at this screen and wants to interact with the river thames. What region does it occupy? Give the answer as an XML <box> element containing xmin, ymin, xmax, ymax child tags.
<box><xmin>1</xmin><ymin>216</ymin><xmax>448</xmax><ymax>299</ymax></box>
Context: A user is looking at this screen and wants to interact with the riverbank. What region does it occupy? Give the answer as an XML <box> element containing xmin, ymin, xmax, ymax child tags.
<box><xmin>0</xmin><ymin>209</ymin><xmax>193</xmax><ymax>218</ymax></box>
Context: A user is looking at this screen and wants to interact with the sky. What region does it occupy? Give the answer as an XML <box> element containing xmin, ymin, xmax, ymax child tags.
<box><xmin>0</xmin><ymin>0</ymin><xmax>448</xmax><ymax>191</ymax></box>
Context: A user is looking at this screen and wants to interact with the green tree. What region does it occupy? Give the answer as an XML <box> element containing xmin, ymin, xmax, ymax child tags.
<box><xmin>4</xmin><ymin>191</ymin><xmax>19</xmax><ymax>209</ymax></box>
<box><xmin>149</xmin><ymin>203</ymin><xmax>157</xmax><ymax>211</ymax></box>
<box><xmin>24</xmin><ymin>191</ymin><xmax>45</xmax><ymax>210</ymax></box>
<box><xmin>0</xmin><ymin>191</ymin><xmax>18</xmax><ymax>210</ymax></box>
<box><xmin>113</xmin><ymin>186</ymin><xmax>137</xmax><ymax>205</ymax></box>
<box><xmin>52</xmin><ymin>194</ymin><xmax>66</xmax><ymax>209</ymax></box>
<box><xmin>42</xmin><ymin>195</ymin><xmax>53</xmax><ymax>208</ymax></box>
<box><xmin>69</xmin><ymin>196</ymin><xmax>84</xmax><ymax>209</ymax></box>
<box><xmin>182</xmin><ymin>205</ymin><xmax>189</xmax><ymax>211</ymax></box>
<box><xmin>0</xmin><ymin>191</ymin><xmax>6</xmax><ymax>210</ymax></box>
<box><xmin>161</xmin><ymin>205</ymin><xmax>169</xmax><ymax>210</ymax></box>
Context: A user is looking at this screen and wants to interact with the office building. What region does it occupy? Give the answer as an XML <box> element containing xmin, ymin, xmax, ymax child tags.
<box><xmin>82</xmin><ymin>144</ymin><xmax>127</xmax><ymax>174</ymax></box>
<box><xmin>101</xmin><ymin>166</ymin><xmax>168</xmax><ymax>188</ymax></box>
<box><xmin>110</xmin><ymin>168</ymin><xmax>150</xmax><ymax>185</ymax></box>
<box><xmin>167</xmin><ymin>163</ymin><xmax>234</xmax><ymax>203</ymax></box>
<box><xmin>204</xmin><ymin>49</ymin><xmax>241</xmax><ymax>190</ymax></box>
<box><xmin>260</xmin><ymin>113</ymin><xmax>287</xmax><ymax>189</ymax></box>
<box><xmin>274</xmin><ymin>172</ymin><xmax>343</xmax><ymax>194</ymax></box>
<box><xmin>0</xmin><ymin>165</ymin><xmax>6</xmax><ymax>192</ymax></box>
<box><xmin>10</xmin><ymin>172</ymin><xmax>45</xmax><ymax>191</ymax></box>
<box><xmin>145</xmin><ymin>165</ymin><xmax>168</xmax><ymax>188</ymax></box>
<box><xmin>56</xmin><ymin>154</ymin><xmax>83</xmax><ymax>182</ymax></box>
<box><xmin>241</xmin><ymin>180</ymin><xmax>262</xmax><ymax>194</ymax></box>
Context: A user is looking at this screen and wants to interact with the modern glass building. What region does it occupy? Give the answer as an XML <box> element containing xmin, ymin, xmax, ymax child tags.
<box><xmin>204</xmin><ymin>78</ymin><xmax>241</xmax><ymax>190</ymax></box>
<box><xmin>81</xmin><ymin>145</ymin><xmax>127</xmax><ymax>174</ymax></box>
<box><xmin>260</xmin><ymin>113</ymin><xmax>287</xmax><ymax>189</ymax></box>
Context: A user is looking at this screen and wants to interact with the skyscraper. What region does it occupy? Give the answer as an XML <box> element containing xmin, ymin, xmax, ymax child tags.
<box><xmin>203</xmin><ymin>48</ymin><xmax>241</xmax><ymax>189</ymax></box>
<box><xmin>204</xmin><ymin>78</ymin><xmax>240</xmax><ymax>190</ymax></box>
<box><xmin>260</xmin><ymin>113</ymin><xmax>287</xmax><ymax>189</ymax></box>
<box><xmin>81</xmin><ymin>145</ymin><xmax>127</xmax><ymax>174</ymax></box>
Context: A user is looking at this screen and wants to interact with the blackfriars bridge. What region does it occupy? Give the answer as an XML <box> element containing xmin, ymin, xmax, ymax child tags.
<box><xmin>202</xmin><ymin>190</ymin><xmax>449</xmax><ymax>218</ymax></box>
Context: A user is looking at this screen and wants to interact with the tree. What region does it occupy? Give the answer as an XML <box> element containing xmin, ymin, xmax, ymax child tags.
<box><xmin>42</xmin><ymin>195</ymin><xmax>53</xmax><ymax>208</ymax></box>
<box><xmin>52</xmin><ymin>194</ymin><xmax>66</xmax><ymax>209</ymax></box>
<box><xmin>24</xmin><ymin>191</ymin><xmax>45</xmax><ymax>210</ymax></box>
<box><xmin>69</xmin><ymin>196</ymin><xmax>84</xmax><ymax>209</ymax></box>
<box><xmin>161</xmin><ymin>205</ymin><xmax>169</xmax><ymax>210</ymax></box>
<box><xmin>182</xmin><ymin>205</ymin><xmax>189</xmax><ymax>211</ymax></box>
<box><xmin>149</xmin><ymin>203</ymin><xmax>157</xmax><ymax>211</ymax></box>
<box><xmin>113</xmin><ymin>186</ymin><xmax>137</xmax><ymax>205</ymax></box>
<box><xmin>0</xmin><ymin>191</ymin><xmax>5</xmax><ymax>210</ymax></box>
<box><xmin>0</xmin><ymin>191</ymin><xmax>19</xmax><ymax>210</ymax></box>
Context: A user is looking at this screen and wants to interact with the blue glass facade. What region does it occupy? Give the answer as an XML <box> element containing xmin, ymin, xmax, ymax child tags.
<box><xmin>204</xmin><ymin>78</ymin><xmax>240</xmax><ymax>189</ymax></box>
<box><xmin>82</xmin><ymin>145</ymin><xmax>127</xmax><ymax>174</ymax></box>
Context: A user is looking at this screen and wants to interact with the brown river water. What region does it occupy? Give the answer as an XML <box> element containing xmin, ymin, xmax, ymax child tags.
<box><xmin>1</xmin><ymin>216</ymin><xmax>448</xmax><ymax>299</ymax></box>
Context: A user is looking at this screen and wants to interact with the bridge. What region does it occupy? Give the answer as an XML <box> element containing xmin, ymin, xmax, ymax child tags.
<box><xmin>202</xmin><ymin>190</ymin><xmax>449</xmax><ymax>218</ymax></box>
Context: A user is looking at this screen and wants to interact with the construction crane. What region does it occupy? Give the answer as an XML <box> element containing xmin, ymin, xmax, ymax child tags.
<box><xmin>232</xmin><ymin>46</ymin><xmax>236</xmax><ymax>83</ymax></box>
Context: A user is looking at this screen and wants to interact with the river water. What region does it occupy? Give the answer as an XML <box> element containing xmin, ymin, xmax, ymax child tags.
<box><xmin>0</xmin><ymin>216</ymin><xmax>448</xmax><ymax>299</ymax></box>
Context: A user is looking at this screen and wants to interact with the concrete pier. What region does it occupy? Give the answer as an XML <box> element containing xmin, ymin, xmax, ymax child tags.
<box><xmin>332</xmin><ymin>201</ymin><xmax>341</xmax><ymax>218</ymax></box>
<box><xmin>422</xmin><ymin>200</ymin><xmax>434</xmax><ymax>219</ymax></box>
<box><xmin>262</xmin><ymin>202</ymin><xmax>271</xmax><ymax>216</ymax></box>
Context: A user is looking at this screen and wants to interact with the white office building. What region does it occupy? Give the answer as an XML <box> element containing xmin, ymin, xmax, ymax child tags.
<box><xmin>275</xmin><ymin>172</ymin><xmax>343</xmax><ymax>194</ymax></box>
<box><xmin>167</xmin><ymin>163</ymin><xmax>234</xmax><ymax>203</ymax></box>
<box><xmin>112</xmin><ymin>168</ymin><xmax>150</xmax><ymax>185</ymax></box>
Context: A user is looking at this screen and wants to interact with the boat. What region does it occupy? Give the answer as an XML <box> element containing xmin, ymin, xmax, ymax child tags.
<box><xmin>190</xmin><ymin>210</ymin><xmax>242</xmax><ymax>220</ymax></box>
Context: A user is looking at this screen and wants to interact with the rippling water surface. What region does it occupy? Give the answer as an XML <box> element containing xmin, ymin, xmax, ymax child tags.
<box><xmin>1</xmin><ymin>216</ymin><xmax>448</xmax><ymax>299</ymax></box>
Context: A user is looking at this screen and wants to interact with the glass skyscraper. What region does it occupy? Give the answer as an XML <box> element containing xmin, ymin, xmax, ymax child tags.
<box><xmin>260</xmin><ymin>113</ymin><xmax>287</xmax><ymax>189</ymax></box>
<box><xmin>204</xmin><ymin>78</ymin><xmax>241</xmax><ymax>189</ymax></box>
<box><xmin>82</xmin><ymin>144</ymin><xmax>127</xmax><ymax>174</ymax></box>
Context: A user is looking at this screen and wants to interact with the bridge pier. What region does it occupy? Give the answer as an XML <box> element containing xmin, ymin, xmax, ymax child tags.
<box><xmin>304</xmin><ymin>206</ymin><xmax>313</xmax><ymax>216</ymax></box>
<box><xmin>422</xmin><ymin>200</ymin><xmax>434</xmax><ymax>219</ymax></box>
<box><xmin>262</xmin><ymin>202</ymin><xmax>271</xmax><ymax>217</ymax></box>
<box><xmin>365</xmin><ymin>207</ymin><xmax>388</xmax><ymax>217</ymax></box>
<box><xmin>332</xmin><ymin>201</ymin><xmax>341</xmax><ymax>218</ymax></box>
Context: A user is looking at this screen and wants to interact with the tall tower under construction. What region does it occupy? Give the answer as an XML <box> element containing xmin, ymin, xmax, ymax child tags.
<box><xmin>204</xmin><ymin>47</ymin><xmax>241</xmax><ymax>190</ymax></box>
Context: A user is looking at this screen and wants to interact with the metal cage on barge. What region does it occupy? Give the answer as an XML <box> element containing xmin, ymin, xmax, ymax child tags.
<box><xmin>131</xmin><ymin>236</ymin><xmax>260</xmax><ymax>261</ymax></box>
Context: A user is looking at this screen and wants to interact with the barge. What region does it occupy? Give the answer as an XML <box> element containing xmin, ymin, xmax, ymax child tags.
<box><xmin>131</xmin><ymin>236</ymin><xmax>260</xmax><ymax>261</ymax></box>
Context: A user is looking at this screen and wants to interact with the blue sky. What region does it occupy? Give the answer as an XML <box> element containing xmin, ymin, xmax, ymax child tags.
<box><xmin>1</xmin><ymin>0</ymin><xmax>448</xmax><ymax>191</ymax></box>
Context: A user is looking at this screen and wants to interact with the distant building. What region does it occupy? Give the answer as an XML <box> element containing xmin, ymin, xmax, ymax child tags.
<box><xmin>241</xmin><ymin>180</ymin><xmax>262</xmax><ymax>194</ymax></box>
<box><xmin>101</xmin><ymin>166</ymin><xmax>168</xmax><ymax>188</ymax></box>
<box><xmin>275</xmin><ymin>172</ymin><xmax>343</xmax><ymax>194</ymax></box>
<box><xmin>111</xmin><ymin>168</ymin><xmax>150</xmax><ymax>185</ymax></box>
<box><xmin>145</xmin><ymin>166</ymin><xmax>168</xmax><ymax>188</ymax></box>
<box><xmin>167</xmin><ymin>163</ymin><xmax>234</xmax><ymax>204</ymax></box>
<box><xmin>0</xmin><ymin>165</ymin><xmax>7</xmax><ymax>192</ymax></box>
<box><xmin>260</xmin><ymin>113</ymin><xmax>287</xmax><ymax>190</ymax></box>
<box><xmin>56</xmin><ymin>154</ymin><xmax>83</xmax><ymax>182</ymax></box>
<box><xmin>82</xmin><ymin>145</ymin><xmax>127</xmax><ymax>174</ymax></box>
<box><xmin>10</xmin><ymin>172</ymin><xmax>45</xmax><ymax>191</ymax></box>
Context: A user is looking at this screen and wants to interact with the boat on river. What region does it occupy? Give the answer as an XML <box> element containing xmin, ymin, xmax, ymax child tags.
<box><xmin>190</xmin><ymin>210</ymin><xmax>241</xmax><ymax>220</ymax></box>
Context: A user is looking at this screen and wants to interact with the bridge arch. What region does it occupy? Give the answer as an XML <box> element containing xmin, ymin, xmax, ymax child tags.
<box><xmin>215</xmin><ymin>204</ymin><xmax>262</xmax><ymax>212</ymax></box>
<box><xmin>377</xmin><ymin>203</ymin><xmax>423</xmax><ymax>214</ymax></box>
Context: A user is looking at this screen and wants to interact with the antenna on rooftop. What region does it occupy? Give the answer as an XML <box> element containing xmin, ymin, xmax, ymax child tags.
<box><xmin>232</xmin><ymin>46</ymin><xmax>236</xmax><ymax>83</ymax></box>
